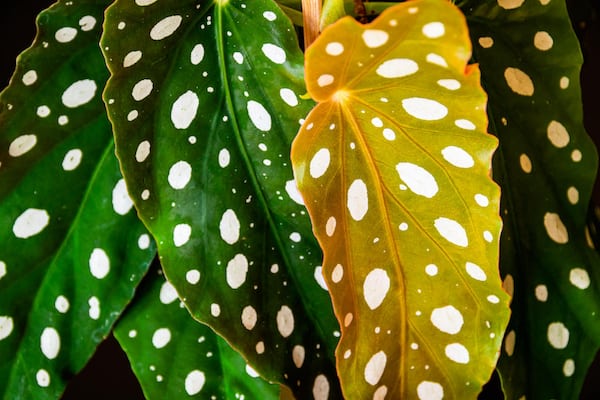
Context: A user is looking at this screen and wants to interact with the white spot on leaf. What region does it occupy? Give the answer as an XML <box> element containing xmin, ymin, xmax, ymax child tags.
<box><xmin>362</xmin><ymin>30</ymin><xmax>389</xmax><ymax>48</ymax></box>
<box><xmin>173</xmin><ymin>224</ymin><xmax>192</xmax><ymax>247</ymax></box>
<box><xmin>185</xmin><ymin>370</ymin><xmax>205</xmax><ymax>395</ymax></box>
<box><xmin>534</xmin><ymin>31</ymin><xmax>553</xmax><ymax>51</ymax></box>
<box><xmin>434</xmin><ymin>217</ymin><xmax>468</xmax><ymax>247</ymax></box>
<box><xmin>417</xmin><ymin>381</ymin><xmax>444</xmax><ymax>400</ymax></box>
<box><xmin>13</xmin><ymin>208</ymin><xmax>50</xmax><ymax>239</ymax></box>
<box><xmin>190</xmin><ymin>44</ymin><xmax>205</xmax><ymax>65</ymax></box>
<box><xmin>40</xmin><ymin>327</ymin><xmax>60</xmax><ymax>359</ymax></box>
<box><xmin>402</xmin><ymin>97</ymin><xmax>448</xmax><ymax>120</ymax></box>
<box><xmin>62</xmin><ymin>149</ymin><xmax>83</xmax><ymax>170</ymax></box>
<box><xmin>168</xmin><ymin>161</ymin><xmax>192</xmax><ymax>190</ymax></box>
<box><xmin>55</xmin><ymin>27</ymin><xmax>77</xmax><ymax>43</ymax></box>
<box><xmin>326</xmin><ymin>42</ymin><xmax>344</xmax><ymax>56</ymax></box>
<box><xmin>547</xmin><ymin>322</ymin><xmax>569</xmax><ymax>349</ymax></box>
<box><xmin>285</xmin><ymin>180</ymin><xmax>304</xmax><ymax>205</ymax></box>
<box><xmin>441</xmin><ymin>146</ymin><xmax>474</xmax><ymax>168</ymax></box>
<box><xmin>547</xmin><ymin>120</ymin><xmax>570</xmax><ymax>148</ymax></box>
<box><xmin>123</xmin><ymin>51</ymin><xmax>142</xmax><ymax>67</ymax></box>
<box><xmin>0</xmin><ymin>316</ymin><xmax>14</xmax><ymax>341</ymax></box>
<box><xmin>437</xmin><ymin>79</ymin><xmax>461</xmax><ymax>90</ymax></box>
<box><xmin>422</xmin><ymin>22</ymin><xmax>445</xmax><ymax>38</ymax></box>
<box><xmin>332</xmin><ymin>264</ymin><xmax>344</xmax><ymax>283</ymax></box>
<box><xmin>247</xmin><ymin>100</ymin><xmax>272</xmax><ymax>131</ymax></box>
<box><xmin>186</xmin><ymin>269</ymin><xmax>201</xmax><ymax>284</ymax></box>
<box><xmin>293</xmin><ymin>345</ymin><xmax>305</xmax><ymax>368</ymax></box>
<box><xmin>62</xmin><ymin>79</ymin><xmax>97</xmax><ymax>108</ymax></box>
<box><xmin>112</xmin><ymin>179</ymin><xmax>134</xmax><ymax>215</ymax></box>
<box><xmin>150</xmin><ymin>15</ymin><xmax>182</xmax><ymax>40</ymax></box>
<box><xmin>261</xmin><ymin>43</ymin><xmax>286</xmax><ymax>64</ymax></box>
<box><xmin>171</xmin><ymin>90</ymin><xmax>199</xmax><ymax>129</ymax></box>
<box><xmin>376</xmin><ymin>58</ymin><xmax>418</xmax><ymax>78</ymax></box>
<box><xmin>498</xmin><ymin>0</ymin><xmax>525</xmax><ymax>9</ymax></box>
<box><xmin>310</xmin><ymin>148</ymin><xmax>331</xmax><ymax>179</ymax></box>
<box><xmin>226</xmin><ymin>254</ymin><xmax>249</xmax><ymax>289</ymax></box>
<box><xmin>535</xmin><ymin>284</ymin><xmax>548</xmax><ymax>302</ymax></box>
<box><xmin>312</xmin><ymin>375</ymin><xmax>330</xmax><ymax>400</ymax></box>
<box><xmin>280</xmin><ymin>88</ymin><xmax>298</xmax><ymax>106</ymax></box>
<box><xmin>241</xmin><ymin>306</ymin><xmax>257</xmax><ymax>330</ymax></box>
<box><xmin>347</xmin><ymin>179</ymin><xmax>369</xmax><ymax>221</ymax></box>
<box><xmin>220</xmin><ymin>209</ymin><xmax>240</xmax><ymax>245</ymax></box>
<box><xmin>159</xmin><ymin>281</ymin><xmax>178</xmax><ymax>304</ymax></box>
<box><xmin>364</xmin><ymin>351</ymin><xmax>387</xmax><ymax>385</ymax></box>
<box><xmin>276</xmin><ymin>305</ymin><xmax>294</xmax><ymax>338</ymax></box>
<box><xmin>22</xmin><ymin>70</ymin><xmax>37</xmax><ymax>85</ymax></box>
<box><xmin>445</xmin><ymin>343</ymin><xmax>469</xmax><ymax>363</ymax></box>
<box><xmin>55</xmin><ymin>296</ymin><xmax>69</xmax><ymax>313</ymax></box>
<box><xmin>569</xmin><ymin>268</ymin><xmax>590</xmax><ymax>289</ymax></box>
<box><xmin>425</xmin><ymin>264</ymin><xmax>438</xmax><ymax>276</ymax></box>
<box><xmin>88</xmin><ymin>296</ymin><xmax>100</xmax><ymax>320</ymax></box>
<box><xmin>396</xmin><ymin>162</ymin><xmax>439</xmax><ymax>198</ymax></box>
<box><xmin>89</xmin><ymin>248</ymin><xmax>110</xmax><ymax>279</ymax></box>
<box><xmin>504</xmin><ymin>67</ymin><xmax>534</xmax><ymax>96</ymax></box>
<box><xmin>314</xmin><ymin>266</ymin><xmax>328</xmax><ymax>291</ymax></box>
<box><xmin>36</xmin><ymin>369</ymin><xmax>50</xmax><ymax>387</ymax></box>
<box><xmin>465</xmin><ymin>262</ymin><xmax>487</xmax><ymax>281</ymax></box>
<box><xmin>318</xmin><ymin>74</ymin><xmax>334</xmax><ymax>87</ymax></box>
<box><xmin>152</xmin><ymin>328</ymin><xmax>171</xmax><ymax>348</ymax></box>
<box><xmin>544</xmin><ymin>212</ymin><xmax>569</xmax><ymax>244</ymax></box>
<box><xmin>132</xmin><ymin>79</ymin><xmax>153</xmax><ymax>101</ymax></box>
<box><xmin>9</xmin><ymin>135</ymin><xmax>37</xmax><ymax>157</ymax></box>
<box><xmin>430</xmin><ymin>305</ymin><xmax>463</xmax><ymax>334</ymax></box>
<box><xmin>363</xmin><ymin>269</ymin><xmax>390</xmax><ymax>310</ymax></box>
<box><xmin>219</xmin><ymin>148</ymin><xmax>230</xmax><ymax>168</ymax></box>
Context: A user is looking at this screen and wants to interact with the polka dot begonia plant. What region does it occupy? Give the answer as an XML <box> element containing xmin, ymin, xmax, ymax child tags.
<box><xmin>0</xmin><ymin>0</ymin><xmax>598</xmax><ymax>399</ymax></box>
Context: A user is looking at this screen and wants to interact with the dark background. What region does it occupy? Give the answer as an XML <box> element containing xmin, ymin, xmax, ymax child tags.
<box><xmin>1</xmin><ymin>1</ymin><xmax>599</xmax><ymax>399</ymax></box>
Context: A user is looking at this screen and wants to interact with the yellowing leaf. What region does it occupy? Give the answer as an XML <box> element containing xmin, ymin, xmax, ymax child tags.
<box><xmin>291</xmin><ymin>0</ymin><xmax>511</xmax><ymax>398</ymax></box>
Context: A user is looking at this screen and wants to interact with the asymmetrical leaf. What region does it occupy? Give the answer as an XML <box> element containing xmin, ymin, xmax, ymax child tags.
<box><xmin>0</xmin><ymin>1</ymin><xmax>155</xmax><ymax>398</ymax></box>
<box><xmin>101</xmin><ymin>0</ymin><xmax>341</xmax><ymax>397</ymax></box>
<box><xmin>292</xmin><ymin>0</ymin><xmax>510</xmax><ymax>398</ymax></box>
<box><xmin>114</xmin><ymin>260</ymin><xmax>279</xmax><ymax>400</ymax></box>
<box><xmin>461</xmin><ymin>0</ymin><xmax>600</xmax><ymax>398</ymax></box>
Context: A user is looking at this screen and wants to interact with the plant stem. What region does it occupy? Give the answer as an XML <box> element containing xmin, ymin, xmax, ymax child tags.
<box><xmin>302</xmin><ymin>0</ymin><xmax>322</xmax><ymax>48</ymax></box>
<box><xmin>354</xmin><ymin>0</ymin><xmax>367</xmax><ymax>23</ymax></box>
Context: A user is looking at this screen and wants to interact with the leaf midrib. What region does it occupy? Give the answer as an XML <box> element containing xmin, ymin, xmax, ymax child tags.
<box><xmin>215</xmin><ymin>2</ymin><xmax>338</xmax><ymax>359</ymax></box>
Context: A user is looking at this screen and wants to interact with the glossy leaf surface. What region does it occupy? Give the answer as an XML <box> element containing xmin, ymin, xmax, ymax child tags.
<box><xmin>101</xmin><ymin>0</ymin><xmax>341</xmax><ymax>397</ymax></box>
<box><xmin>462</xmin><ymin>0</ymin><xmax>600</xmax><ymax>398</ymax></box>
<box><xmin>292</xmin><ymin>0</ymin><xmax>510</xmax><ymax>398</ymax></box>
<box><xmin>114</xmin><ymin>260</ymin><xmax>279</xmax><ymax>400</ymax></box>
<box><xmin>0</xmin><ymin>1</ymin><xmax>155</xmax><ymax>398</ymax></box>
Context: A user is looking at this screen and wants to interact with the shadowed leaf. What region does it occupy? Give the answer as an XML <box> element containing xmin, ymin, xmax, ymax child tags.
<box><xmin>461</xmin><ymin>0</ymin><xmax>600</xmax><ymax>398</ymax></box>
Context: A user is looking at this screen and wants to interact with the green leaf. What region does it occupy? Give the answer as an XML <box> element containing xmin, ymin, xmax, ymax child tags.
<box><xmin>462</xmin><ymin>0</ymin><xmax>600</xmax><ymax>398</ymax></box>
<box><xmin>292</xmin><ymin>0</ymin><xmax>510</xmax><ymax>398</ymax></box>
<box><xmin>0</xmin><ymin>1</ymin><xmax>155</xmax><ymax>398</ymax></box>
<box><xmin>101</xmin><ymin>0</ymin><xmax>341</xmax><ymax>397</ymax></box>
<box><xmin>114</xmin><ymin>260</ymin><xmax>280</xmax><ymax>399</ymax></box>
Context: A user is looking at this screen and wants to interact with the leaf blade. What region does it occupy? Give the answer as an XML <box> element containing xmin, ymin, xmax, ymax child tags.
<box><xmin>0</xmin><ymin>1</ymin><xmax>155</xmax><ymax>398</ymax></box>
<box><xmin>292</xmin><ymin>0</ymin><xmax>511</xmax><ymax>398</ymax></box>
<box><xmin>114</xmin><ymin>261</ymin><xmax>280</xmax><ymax>400</ymax></box>
<box><xmin>101</xmin><ymin>0</ymin><xmax>342</xmax><ymax>397</ymax></box>
<box><xmin>462</xmin><ymin>0</ymin><xmax>600</xmax><ymax>398</ymax></box>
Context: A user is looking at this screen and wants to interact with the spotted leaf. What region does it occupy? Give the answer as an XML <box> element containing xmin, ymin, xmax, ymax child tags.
<box><xmin>0</xmin><ymin>1</ymin><xmax>156</xmax><ymax>398</ymax></box>
<box><xmin>462</xmin><ymin>0</ymin><xmax>600</xmax><ymax>398</ymax></box>
<box><xmin>101</xmin><ymin>0</ymin><xmax>341</xmax><ymax>398</ymax></box>
<box><xmin>291</xmin><ymin>0</ymin><xmax>511</xmax><ymax>398</ymax></box>
<box><xmin>114</xmin><ymin>260</ymin><xmax>279</xmax><ymax>399</ymax></box>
